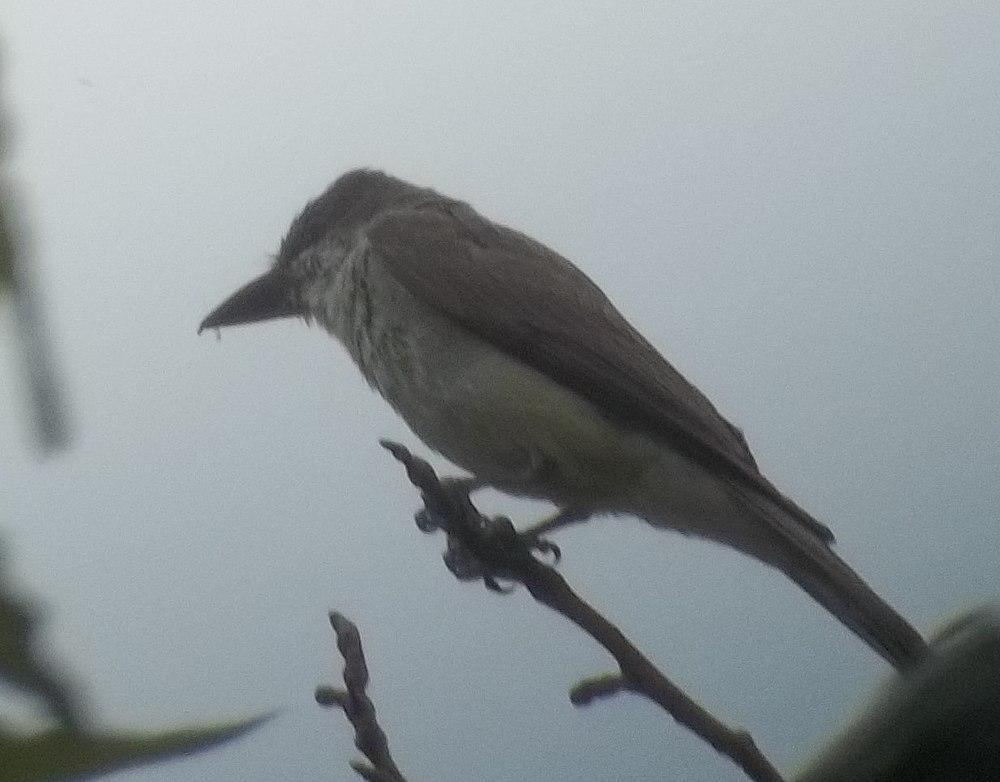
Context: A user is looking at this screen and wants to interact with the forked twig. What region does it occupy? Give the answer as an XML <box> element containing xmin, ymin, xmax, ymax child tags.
<box><xmin>316</xmin><ymin>612</ymin><xmax>407</xmax><ymax>782</ymax></box>
<box><xmin>381</xmin><ymin>440</ymin><xmax>784</xmax><ymax>782</ymax></box>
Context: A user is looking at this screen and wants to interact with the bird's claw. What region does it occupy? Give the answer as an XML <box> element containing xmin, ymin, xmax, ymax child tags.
<box><xmin>441</xmin><ymin>528</ymin><xmax>517</xmax><ymax>594</ymax></box>
<box><xmin>442</xmin><ymin>538</ymin><xmax>486</xmax><ymax>581</ymax></box>
<box><xmin>443</xmin><ymin>543</ymin><xmax>516</xmax><ymax>592</ymax></box>
<box><xmin>410</xmin><ymin>472</ymin><xmax>563</xmax><ymax>591</ymax></box>
<box><xmin>526</xmin><ymin>535</ymin><xmax>561</xmax><ymax>563</ymax></box>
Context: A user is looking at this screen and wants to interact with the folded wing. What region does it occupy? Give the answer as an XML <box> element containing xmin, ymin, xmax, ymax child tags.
<box><xmin>366</xmin><ymin>199</ymin><xmax>834</xmax><ymax>544</ymax></box>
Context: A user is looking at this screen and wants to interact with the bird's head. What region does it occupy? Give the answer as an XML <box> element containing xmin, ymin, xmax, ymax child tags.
<box><xmin>199</xmin><ymin>169</ymin><xmax>430</xmax><ymax>335</ymax></box>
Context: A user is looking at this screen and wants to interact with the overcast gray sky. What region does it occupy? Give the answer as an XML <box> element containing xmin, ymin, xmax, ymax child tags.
<box><xmin>2</xmin><ymin>3</ymin><xmax>999</xmax><ymax>780</ymax></box>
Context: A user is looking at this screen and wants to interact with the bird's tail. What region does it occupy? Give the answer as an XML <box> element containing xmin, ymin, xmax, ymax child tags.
<box><xmin>732</xmin><ymin>489</ymin><xmax>927</xmax><ymax>670</ymax></box>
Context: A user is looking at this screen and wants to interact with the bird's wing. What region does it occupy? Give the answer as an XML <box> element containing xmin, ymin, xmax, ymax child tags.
<box><xmin>366</xmin><ymin>201</ymin><xmax>833</xmax><ymax>543</ymax></box>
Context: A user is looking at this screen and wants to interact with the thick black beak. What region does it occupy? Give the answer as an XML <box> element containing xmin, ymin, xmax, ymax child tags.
<box><xmin>199</xmin><ymin>268</ymin><xmax>303</xmax><ymax>334</ymax></box>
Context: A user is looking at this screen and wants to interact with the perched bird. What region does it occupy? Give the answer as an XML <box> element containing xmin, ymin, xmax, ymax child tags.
<box><xmin>201</xmin><ymin>169</ymin><xmax>926</xmax><ymax>669</ymax></box>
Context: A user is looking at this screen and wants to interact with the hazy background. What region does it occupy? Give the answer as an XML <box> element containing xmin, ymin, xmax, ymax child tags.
<box><xmin>2</xmin><ymin>3</ymin><xmax>998</xmax><ymax>780</ymax></box>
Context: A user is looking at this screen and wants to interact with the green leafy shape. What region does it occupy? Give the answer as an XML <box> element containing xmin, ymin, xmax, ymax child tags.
<box><xmin>796</xmin><ymin>605</ymin><xmax>1000</xmax><ymax>781</ymax></box>
<box><xmin>0</xmin><ymin>546</ymin><xmax>82</xmax><ymax>728</ymax></box>
<box><xmin>0</xmin><ymin>715</ymin><xmax>272</xmax><ymax>781</ymax></box>
<box><xmin>1</xmin><ymin>41</ymin><xmax>69</xmax><ymax>450</ymax></box>
<box><xmin>1</xmin><ymin>546</ymin><xmax>272</xmax><ymax>779</ymax></box>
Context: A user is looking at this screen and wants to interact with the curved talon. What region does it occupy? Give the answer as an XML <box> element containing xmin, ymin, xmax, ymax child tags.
<box><xmin>515</xmin><ymin>527</ymin><xmax>562</xmax><ymax>563</ymax></box>
<box><xmin>531</xmin><ymin>538</ymin><xmax>561</xmax><ymax>563</ymax></box>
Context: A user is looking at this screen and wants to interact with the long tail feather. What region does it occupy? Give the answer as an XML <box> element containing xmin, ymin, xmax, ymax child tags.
<box><xmin>733</xmin><ymin>490</ymin><xmax>927</xmax><ymax>669</ymax></box>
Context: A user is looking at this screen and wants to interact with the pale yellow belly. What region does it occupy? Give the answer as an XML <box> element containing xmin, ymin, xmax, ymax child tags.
<box><xmin>371</xmin><ymin>312</ymin><xmax>745</xmax><ymax>531</ymax></box>
<box><xmin>333</xmin><ymin>257</ymin><xmax>746</xmax><ymax>531</ymax></box>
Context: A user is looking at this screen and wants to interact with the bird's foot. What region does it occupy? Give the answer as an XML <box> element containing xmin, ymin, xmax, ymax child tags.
<box><xmin>518</xmin><ymin>508</ymin><xmax>592</xmax><ymax>542</ymax></box>
<box><xmin>439</xmin><ymin>514</ymin><xmax>561</xmax><ymax>592</ymax></box>
<box><xmin>520</xmin><ymin>531</ymin><xmax>561</xmax><ymax>563</ymax></box>
<box><xmin>390</xmin><ymin>452</ymin><xmax>562</xmax><ymax>591</ymax></box>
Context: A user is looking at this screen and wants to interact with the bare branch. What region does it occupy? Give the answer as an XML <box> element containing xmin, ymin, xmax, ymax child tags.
<box><xmin>316</xmin><ymin>612</ymin><xmax>407</xmax><ymax>782</ymax></box>
<box><xmin>569</xmin><ymin>672</ymin><xmax>630</xmax><ymax>706</ymax></box>
<box><xmin>381</xmin><ymin>440</ymin><xmax>784</xmax><ymax>782</ymax></box>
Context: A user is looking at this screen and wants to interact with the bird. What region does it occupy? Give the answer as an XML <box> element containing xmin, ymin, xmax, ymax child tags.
<box><xmin>201</xmin><ymin>169</ymin><xmax>927</xmax><ymax>669</ymax></box>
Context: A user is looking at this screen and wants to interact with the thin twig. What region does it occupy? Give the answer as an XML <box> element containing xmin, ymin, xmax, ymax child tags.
<box><xmin>381</xmin><ymin>440</ymin><xmax>784</xmax><ymax>782</ymax></box>
<box><xmin>569</xmin><ymin>672</ymin><xmax>629</xmax><ymax>706</ymax></box>
<box><xmin>316</xmin><ymin>612</ymin><xmax>407</xmax><ymax>782</ymax></box>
